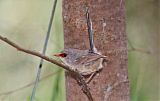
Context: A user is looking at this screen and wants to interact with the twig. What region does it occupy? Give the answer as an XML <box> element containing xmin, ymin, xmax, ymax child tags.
<box><xmin>0</xmin><ymin>70</ymin><xmax>61</xmax><ymax>96</ymax></box>
<box><xmin>0</xmin><ymin>35</ymin><xmax>93</xmax><ymax>101</ymax></box>
<box><xmin>0</xmin><ymin>35</ymin><xmax>71</xmax><ymax>72</ymax></box>
<box><xmin>128</xmin><ymin>39</ymin><xmax>151</xmax><ymax>54</ymax></box>
<box><xmin>75</xmin><ymin>73</ymin><xmax>93</xmax><ymax>101</ymax></box>
<box><xmin>128</xmin><ymin>47</ymin><xmax>151</xmax><ymax>54</ymax></box>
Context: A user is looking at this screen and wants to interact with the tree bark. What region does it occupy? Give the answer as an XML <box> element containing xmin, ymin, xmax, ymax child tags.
<box><xmin>62</xmin><ymin>0</ymin><xmax>129</xmax><ymax>101</ymax></box>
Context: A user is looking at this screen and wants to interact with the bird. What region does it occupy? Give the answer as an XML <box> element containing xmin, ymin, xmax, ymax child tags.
<box><xmin>53</xmin><ymin>48</ymin><xmax>107</xmax><ymax>82</ymax></box>
<box><xmin>53</xmin><ymin>9</ymin><xmax>107</xmax><ymax>82</ymax></box>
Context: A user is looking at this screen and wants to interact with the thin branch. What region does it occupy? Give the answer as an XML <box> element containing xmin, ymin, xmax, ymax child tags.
<box><xmin>128</xmin><ymin>48</ymin><xmax>151</xmax><ymax>54</ymax></box>
<box><xmin>0</xmin><ymin>35</ymin><xmax>72</xmax><ymax>72</ymax></box>
<box><xmin>0</xmin><ymin>35</ymin><xmax>93</xmax><ymax>101</ymax></box>
<box><xmin>0</xmin><ymin>70</ymin><xmax>61</xmax><ymax>96</ymax></box>
<box><xmin>75</xmin><ymin>74</ymin><xmax>93</xmax><ymax>101</ymax></box>
<box><xmin>128</xmin><ymin>39</ymin><xmax>151</xmax><ymax>54</ymax></box>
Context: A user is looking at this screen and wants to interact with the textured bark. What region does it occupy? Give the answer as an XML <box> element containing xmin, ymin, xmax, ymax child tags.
<box><xmin>62</xmin><ymin>0</ymin><xmax>129</xmax><ymax>101</ymax></box>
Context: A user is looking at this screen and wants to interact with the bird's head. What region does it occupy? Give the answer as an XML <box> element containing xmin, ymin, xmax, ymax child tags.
<box><xmin>53</xmin><ymin>52</ymin><xmax>67</xmax><ymax>58</ymax></box>
<box><xmin>53</xmin><ymin>48</ymin><xmax>89</xmax><ymax>60</ymax></box>
<box><xmin>53</xmin><ymin>49</ymin><xmax>71</xmax><ymax>58</ymax></box>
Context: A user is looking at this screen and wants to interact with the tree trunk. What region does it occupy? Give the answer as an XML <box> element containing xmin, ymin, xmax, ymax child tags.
<box><xmin>62</xmin><ymin>0</ymin><xmax>129</xmax><ymax>101</ymax></box>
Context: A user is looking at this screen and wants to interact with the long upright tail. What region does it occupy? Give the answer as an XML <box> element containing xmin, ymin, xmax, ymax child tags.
<box><xmin>30</xmin><ymin>0</ymin><xmax>57</xmax><ymax>101</ymax></box>
<box><xmin>86</xmin><ymin>8</ymin><xmax>96</xmax><ymax>53</ymax></box>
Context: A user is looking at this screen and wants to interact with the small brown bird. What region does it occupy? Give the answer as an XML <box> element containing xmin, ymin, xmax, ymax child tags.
<box><xmin>54</xmin><ymin>48</ymin><xmax>107</xmax><ymax>77</ymax></box>
<box><xmin>54</xmin><ymin>9</ymin><xmax>107</xmax><ymax>82</ymax></box>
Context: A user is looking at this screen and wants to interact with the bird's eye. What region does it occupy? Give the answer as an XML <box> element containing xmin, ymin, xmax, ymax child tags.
<box><xmin>62</xmin><ymin>53</ymin><xmax>67</xmax><ymax>57</ymax></box>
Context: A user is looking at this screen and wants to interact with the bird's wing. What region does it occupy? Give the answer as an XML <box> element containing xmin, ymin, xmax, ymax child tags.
<box><xmin>74</xmin><ymin>53</ymin><xmax>104</xmax><ymax>65</ymax></box>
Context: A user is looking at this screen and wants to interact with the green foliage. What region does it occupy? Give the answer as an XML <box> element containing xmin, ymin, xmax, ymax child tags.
<box><xmin>0</xmin><ymin>0</ymin><xmax>65</xmax><ymax>101</ymax></box>
<box><xmin>127</xmin><ymin>0</ymin><xmax>159</xmax><ymax>101</ymax></box>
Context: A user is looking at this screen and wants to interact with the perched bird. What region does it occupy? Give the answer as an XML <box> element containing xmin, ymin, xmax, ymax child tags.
<box><xmin>54</xmin><ymin>48</ymin><xmax>107</xmax><ymax>76</ymax></box>
<box><xmin>53</xmin><ymin>9</ymin><xmax>107</xmax><ymax>76</ymax></box>
<box><xmin>54</xmin><ymin>9</ymin><xmax>107</xmax><ymax>82</ymax></box>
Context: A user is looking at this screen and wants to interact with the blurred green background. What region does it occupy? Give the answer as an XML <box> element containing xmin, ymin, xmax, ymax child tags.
<box><xmin>126</xmin><ymin>0</ymin><xmax>159</xmax><ymax>101</ymax></box>
<box><xmin>0</xmin><ymin>0</ymin><xmax>65</xmax><ymax>101</ymax></box>
<box><xmin>0</xmin><ymin>0</ymin><xmax>159</xmax><ymax>101</ymax></box>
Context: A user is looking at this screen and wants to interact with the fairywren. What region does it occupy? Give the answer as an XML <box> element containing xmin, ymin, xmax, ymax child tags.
<box><xmin>54</xmin><ymin>48</ymin><xmax>106</xmax><ymax>76</ymax></box>
<box><xmin>54</xmin><ymin>9</ymin><xmax>107</xmax><ymax>81</ymax></box>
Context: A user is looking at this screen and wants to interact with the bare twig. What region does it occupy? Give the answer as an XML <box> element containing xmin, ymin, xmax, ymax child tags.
<box><xmin>75</xmin><ymin>73</ymin><xmax>93</xmax><ymax>101</ymax></box>
<box><xmin>0</xmin><ymin>35</ymin><xmax>72</xmax><ymax>72</ymax></box>
<box><xmin>128</xmin><ymin>48</ymin><xmax>151</xmax><ymax>54</ymax></box>
<box><xmin>0</xmin><ymin>70</ymin><xmax>61</xmax><ymax>96</ymax></box>
<box><xmin>128</xmin><ymin>39</ymin><xmax>151</xmax><ymax>54</ymax></box>
<box><xmin>0</xmin><ymin>35</ymin><xmax>93</xmax><ymax>101</ymax></box>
